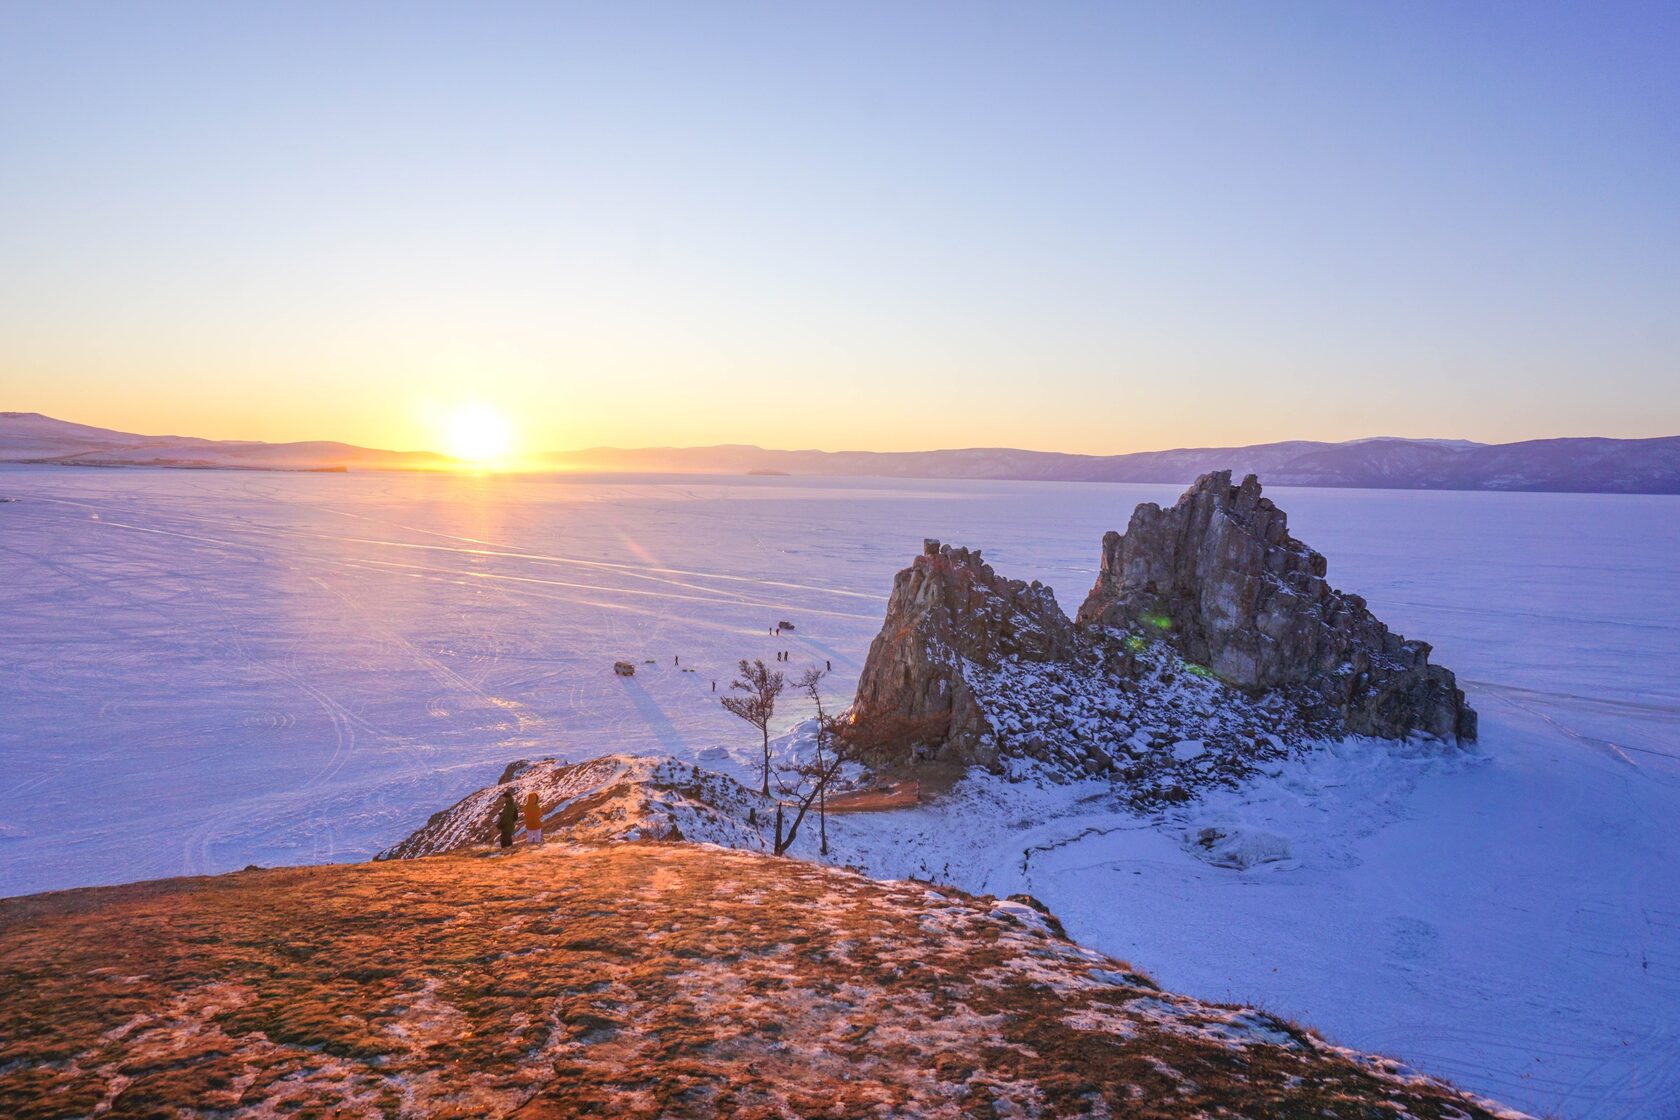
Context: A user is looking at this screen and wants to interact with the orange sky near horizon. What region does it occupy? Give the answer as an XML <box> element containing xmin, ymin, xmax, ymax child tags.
<box><xmin>4</xmin><ymin>4</ymin><xmax>1677</xmax><ymax>457</ymax></box>
<box><xmin>14</xmin><ymin>378</ymin><xmax>1658</xmax><ymax>459</ymax></box>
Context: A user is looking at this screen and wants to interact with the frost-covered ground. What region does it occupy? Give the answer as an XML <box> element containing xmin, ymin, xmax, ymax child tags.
<box><xmin>2</xmin><ymin>465</ymin><xmax>1677</xmax><ymax>1118</ymax></box>
<box><xmin>0</xmin><ymin>841</ymin><xmax>1528</xmax><ymax>1119</ymax></box>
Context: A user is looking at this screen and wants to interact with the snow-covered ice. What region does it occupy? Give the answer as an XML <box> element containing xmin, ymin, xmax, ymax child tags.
<box><xmin>2</xmin><ymin>465</ymin><xmax>1677</xmax><ymax>1118</ymax></box>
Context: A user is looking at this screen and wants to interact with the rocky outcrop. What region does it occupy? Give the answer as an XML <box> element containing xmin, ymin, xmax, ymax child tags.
<box><xmin>1076</xmin><ymin>471</ymin><xmax>1475</xmax><ymax>742</ymax></box>
<box><xmin>850</xmin><ymin>540</ymin><xmax>1075</xmax><ymax>767</ymax></box>
<box><xmin>850</xmin><ymin>475</ymin><xmax>1476</xmax><ymax>784</ymax></box>
<box><xmin>848</xmin><ymin>539</ymin><xmax>1310</xmax><ymax>800</ymax></box>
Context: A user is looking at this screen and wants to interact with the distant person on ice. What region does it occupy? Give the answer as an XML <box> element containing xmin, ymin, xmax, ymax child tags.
<box><xmin>495</xmin><ymin>791</ymin><xmax>518</xmax><ymax>851</ymax></box>
<box><xmin>524</xmin><ymin>790</ymin><xmax>543</xmax><ymax>846</ymax></box>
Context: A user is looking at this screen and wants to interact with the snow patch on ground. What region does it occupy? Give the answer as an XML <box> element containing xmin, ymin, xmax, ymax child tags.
<box><xmin>1180</xmin><ymin>824</ymin><xmax>1293</xmax><ymax>870</ymax></box>
<box><xmin>804</xmin><ymin>718</ymin><xmax>1680</xmax><ymax>1120</ymax></box>
<box><xmin>379</xmin><ymin>754</ymin><xmax>776</xmax><ymax>859</ymax></box>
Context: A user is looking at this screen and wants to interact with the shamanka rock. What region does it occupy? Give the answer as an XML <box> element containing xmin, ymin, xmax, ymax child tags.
<box><xmin>849</xmin><ymin>473</ymin><xmax>1476</xmax><ymax>789</ymax></box>
<box><xmin>1076</xmin><ymin>471</ymin><xmax>1475</xmax><ymax>742</ymax></box>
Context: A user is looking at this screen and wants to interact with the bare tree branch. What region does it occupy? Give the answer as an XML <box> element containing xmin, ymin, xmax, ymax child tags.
<box><xmin>720</xmin><ymin>658</ymin><xmax>783</xmax><ymax>797</ymax></box>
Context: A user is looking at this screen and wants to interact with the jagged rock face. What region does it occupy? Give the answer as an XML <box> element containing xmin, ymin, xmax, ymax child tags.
<box><xmin>851</xmin><ymin>539</ymin><xmax>1075</xmax><ymax>766</ymax></box>
<box><xmin>850</xmin><ymin>475</ymin><xmax>1476</xmax><ymax>782</ymax></box>
<box><xmin>1077</xmin><ymin>471</ymin><xmax>1476</xmax><ymax>742</ymax></box>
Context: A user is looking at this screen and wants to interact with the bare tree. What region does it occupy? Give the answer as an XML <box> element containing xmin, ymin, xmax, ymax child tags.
<box><xmin>793</xmin><ymin>667</ymin><xmax>835</xmax><ymax>855</ymax></box>
<box><xmin>770</xmin><ymin>735</ymin><xmax>846</xmax><ymax>857</ymax></box>
<box><xmin>721</xmin><ymin>658</ymin><xmax>783</xmax><ymax>796</ymax></box>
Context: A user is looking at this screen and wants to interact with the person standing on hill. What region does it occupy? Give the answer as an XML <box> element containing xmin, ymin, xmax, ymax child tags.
<box><xmin>495</xmin><ymin>791</ymin><xmax>518</xmax><ymax>851</ymax></box>
<box><xmin>524</xmin><ymin>790</ymin><xmax>543</xmax><ymax>846</ymax></box>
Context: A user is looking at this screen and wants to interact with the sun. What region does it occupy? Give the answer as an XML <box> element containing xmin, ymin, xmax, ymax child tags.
<box><xmin>445</xmin><ymin>404</ymin><xmax>514</xmax><ymax>466</ymax></box>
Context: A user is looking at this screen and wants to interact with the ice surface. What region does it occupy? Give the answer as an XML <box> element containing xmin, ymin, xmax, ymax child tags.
<box><xmin>2</xmin><ymin>465</ymin><xmax>1678</xmax><ymax>1118</ymax></box>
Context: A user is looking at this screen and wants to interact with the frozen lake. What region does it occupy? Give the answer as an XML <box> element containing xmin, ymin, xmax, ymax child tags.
<box><xmin>3</xmin><ymin>465</ymin><xmax>1678</xmax><ymax>1118</ymax></box>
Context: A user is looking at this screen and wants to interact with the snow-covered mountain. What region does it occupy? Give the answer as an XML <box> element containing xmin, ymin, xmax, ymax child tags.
<box><xmin>376</xmin><ymin>754</ymin><xmax>776</xmax><ymax>859</ymax></box>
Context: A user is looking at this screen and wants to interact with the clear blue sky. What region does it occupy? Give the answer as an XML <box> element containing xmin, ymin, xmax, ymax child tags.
<box><xmin>1</xmin><ymin>1</ymin><xmax>1675</xmax><ymax>454</ymax></box>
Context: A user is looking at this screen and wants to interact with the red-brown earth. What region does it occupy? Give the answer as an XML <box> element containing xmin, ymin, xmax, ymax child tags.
<box><xmin>0</xmin><ymin>842</ymin><xmax>1526</xmax><ymax>1119</ymax></box>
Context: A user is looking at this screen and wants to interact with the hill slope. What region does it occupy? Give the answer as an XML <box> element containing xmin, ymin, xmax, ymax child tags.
<box><xmin>0</xmin><ymin>843</ymin><xmax>1525</xmax><ymax>1119</ymax></box>
<box><xmin>375</xmin><ymin>754</ymin><xmax>774</xmax><ymax>859</ymax></box>
<box><xmin>0</xmin><ymin>412</ymin><xmax>454</xmax><ymax>471</ymax></box>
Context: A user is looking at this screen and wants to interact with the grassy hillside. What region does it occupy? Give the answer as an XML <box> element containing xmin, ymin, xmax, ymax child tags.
<box><xmin>0</xmin><ymin>842</ymin><xmax>1524</xmax><ymax>1118</ymax></box>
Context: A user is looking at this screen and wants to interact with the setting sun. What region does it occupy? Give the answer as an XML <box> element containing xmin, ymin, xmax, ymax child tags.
<box><xmin>445</xmin><ymin>405</ymin><xmax>514</xmax><ymax>466</ymax></box>
<box><xmin>3</xmin><ymin>5</ymin><xmax>1677</xmax><ymax>1117</ymax></box>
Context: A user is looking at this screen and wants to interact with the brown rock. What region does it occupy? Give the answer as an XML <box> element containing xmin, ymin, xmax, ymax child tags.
<box><xmin>851</xmin><ymin>542</ymin><xmax>1074</xmax><ymax>765</ymax></box>
<box><xmin>1076</xmin><ymin>471</ymin><xmax>1475</xmax><ymax>741</ymax></box>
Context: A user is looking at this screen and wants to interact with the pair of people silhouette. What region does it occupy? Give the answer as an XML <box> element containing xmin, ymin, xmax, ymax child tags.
<box><xmin>495</xmin><ymin>790</ymin><xmax>543</xmax><ymax>850</ymax></box>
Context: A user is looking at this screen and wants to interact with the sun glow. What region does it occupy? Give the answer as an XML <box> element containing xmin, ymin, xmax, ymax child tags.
<box><xmin>445</xmin><ymin>404</ymin><xmax>514</xmax><ymax>467</ymax></box>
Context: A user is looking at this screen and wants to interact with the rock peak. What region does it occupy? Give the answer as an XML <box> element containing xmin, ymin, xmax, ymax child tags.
<box><xmin>851</xmin><ymin>474</ymin><xmax>1475</xmax><ymax>782</ymax></box>
<box><xmin>1076</xmin><ymin>471</ymin><xmax>1474</xmax><ymax>741</ymax></box>
<box><xmin>851</xmin><ymin>540</ymin><xmax>1075</xmax><ymax>768</ymax></box>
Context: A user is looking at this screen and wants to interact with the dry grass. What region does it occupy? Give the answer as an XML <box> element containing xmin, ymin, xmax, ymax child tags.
<box><xmin>0</xmin><ymin>843</ymin><xmax>1521</xmax><ymax>1118</ymax></box>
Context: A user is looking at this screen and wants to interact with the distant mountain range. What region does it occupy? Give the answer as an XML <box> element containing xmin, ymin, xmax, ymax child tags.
<box><xmin>0</xmin><ymin>412</ymin><xmax>455</xmax><ymax>472</ymax></box>
<box><xmin>541</xmin><ymin>434</ymin><xmax>1680</xmax><ymax>494</ymax></box>
<box><xmin>5</xmin><ymin>412</ymin><xmax>1678</xmax><ymax>493</ymax></box>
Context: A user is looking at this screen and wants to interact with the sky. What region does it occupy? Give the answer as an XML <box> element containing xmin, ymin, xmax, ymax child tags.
<box><xmin>1</xmin><ymin>1</ymin><xmax>1676</xmax><ymax>456</ymax></box>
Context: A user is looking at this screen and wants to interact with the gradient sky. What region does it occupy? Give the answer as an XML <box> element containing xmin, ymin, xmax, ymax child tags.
<box><xmin>2</xmin><ymin>1</ymin><xmax>1676</xmax><ymax>455</ymax></box>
